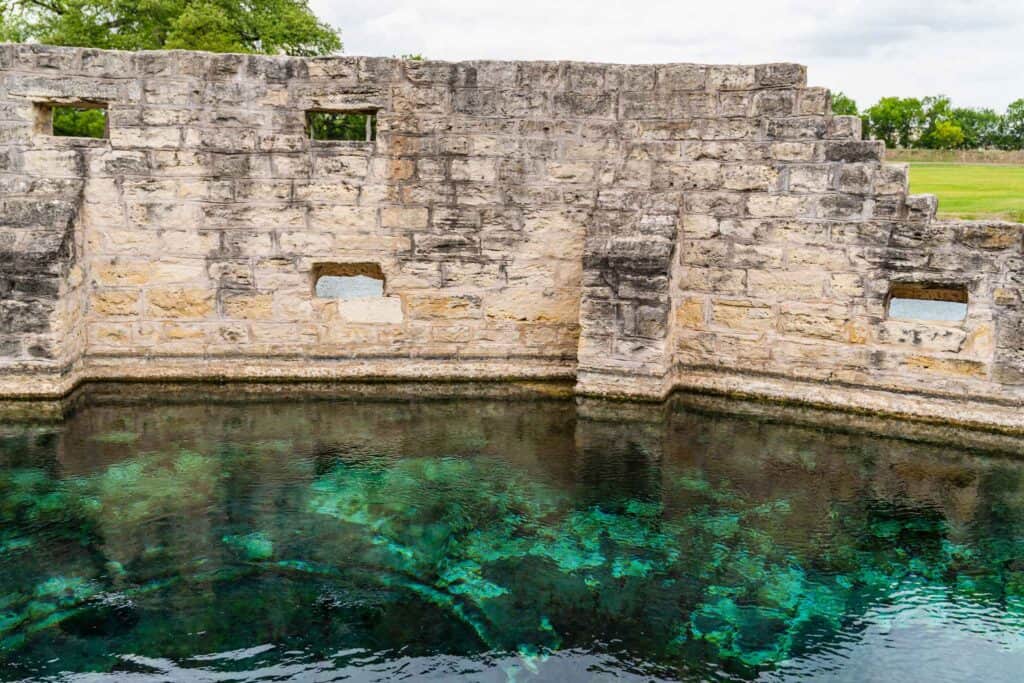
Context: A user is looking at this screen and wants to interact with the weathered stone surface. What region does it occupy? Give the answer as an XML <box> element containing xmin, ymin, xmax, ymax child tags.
<box><xmin>146</xmin><ymin>289</ymin><xmax>215</xmax><ymax>319</ymax></box>
<box><xmin>1</xmin><ymin>45</ymin><xmax>1023</xmax><ymax>429</ymax></box>
<box><xmin>337</xmin><ymin>297</ymin><xmax>404</xmax><ymax>324</ymax></box>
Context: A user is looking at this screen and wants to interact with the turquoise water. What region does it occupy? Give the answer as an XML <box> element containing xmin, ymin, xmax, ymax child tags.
<box><xmin>1</xmin><ymin>390</ymin><xmax>1023</xmax><ymax>681</ymax></box>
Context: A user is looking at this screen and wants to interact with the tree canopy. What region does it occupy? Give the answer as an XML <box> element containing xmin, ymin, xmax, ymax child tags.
<box><xmin>0</xmin><ymin>0</ymin><xmax>342</xmax><ymax>56</ymax></box>
<box><xmin>830</xmin><ymin>92</ymin><xmax>859</xmax><ymax>117</ymax></box>
<box><xmin>838</xmin><ymin>93</ymin><xmax>1024</xmax><ymax>151</ymax></box>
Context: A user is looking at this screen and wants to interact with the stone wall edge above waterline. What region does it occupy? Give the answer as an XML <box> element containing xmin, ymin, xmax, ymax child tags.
<box><xmin>1</xmin><ymin>44</ymin><xmax>1023</xmax><ymax>431</ymax></box>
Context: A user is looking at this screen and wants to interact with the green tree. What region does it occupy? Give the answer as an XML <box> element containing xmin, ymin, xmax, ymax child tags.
<box><xmin>917</xmin><ymin>95</ymin><xmax>957</xmax><ymax>149</ymax></box>
<box><xmin>830</xmin><ymin>92</ymin><xmax>858</xmax><ymax>116</ymax></box>
<box><xmin>863</xmin><ymin>97</ymin><xmax>925</xmax><ymax>148</ymax></box>
<box><xmin>0</xmin><ymin>0</ymin><xmax>341</xmax><ymax>56</ymax></box>
<box><xmin>1001</xmin><ymin>99</ymin><xmax>1024</xmax><ymax>150</ymax></box>
<box><xmin>927</xmin><ymin>120</ymin><xmax>965</xmax><ymax>149</ymax></box>
<box><xmin>53</xmin><ymin>106</ymin><xmax>106</xmax><ymax>137</ymax></box>
<box><xmin>951</xmin><ymin>107</ymin><xmax>1002</xmax><ymax>149</ymax></box>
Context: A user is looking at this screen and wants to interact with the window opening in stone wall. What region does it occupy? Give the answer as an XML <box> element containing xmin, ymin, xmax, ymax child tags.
<box><xmin>886</xmin><ymin>283</ymin><xmax>968</xmax><ymax>322</ymax></box>
<box><xmin>313</xmin><ymin>263</ymin><xmax>385</xmax><ymax>299</ymax></box>
<box><xmin>36</xmin><ymin>103</ymin><xmax>109</xmax><ymax>138</ymax></box>
<box><xmin>307</xmin><ymin>110</ymin><xmax>377</xmax><ymax>142</ymax></box>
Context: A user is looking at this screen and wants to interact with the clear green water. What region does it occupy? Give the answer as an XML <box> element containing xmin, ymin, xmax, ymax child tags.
<box><xmin>1</xmin><ymin>392</ymin><xmax>1023</xmax><ymax>681</ymax></box>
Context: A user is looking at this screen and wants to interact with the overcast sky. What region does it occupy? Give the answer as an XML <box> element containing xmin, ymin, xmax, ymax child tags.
<box><xmin>309</xmin><ymin>0</ymin><xmax>1024</xmax><ymax>111</ymax></box>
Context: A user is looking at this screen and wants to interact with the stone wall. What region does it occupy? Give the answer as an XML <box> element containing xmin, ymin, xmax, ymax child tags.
<box><xmin>1</xmin><ymin>44</ymin><xmax>1022</xmax><ymax>430</ymax></box>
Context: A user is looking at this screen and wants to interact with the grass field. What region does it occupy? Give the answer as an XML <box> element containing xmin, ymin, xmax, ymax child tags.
<box><xmin>907</xmin><ymin>163</ymin><xmax>1024</xmax><ymax>222</ymax></box>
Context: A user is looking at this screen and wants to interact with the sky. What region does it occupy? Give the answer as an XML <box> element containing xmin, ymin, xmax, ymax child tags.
<box><xmin>309</xmin><ymin>0</ymin><xmax>1024</xmax><ymax>111</ymax></box>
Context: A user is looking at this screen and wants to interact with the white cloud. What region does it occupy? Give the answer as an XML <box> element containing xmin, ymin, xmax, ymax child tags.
<box><xmin>311</xmin><ymin>0</ymin><xmax>1024</xmax><ymax>110</ymax></box>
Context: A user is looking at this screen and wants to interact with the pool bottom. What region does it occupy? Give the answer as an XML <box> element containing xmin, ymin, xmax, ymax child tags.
<box><xmin>1</xmin><ymin>391</ymin><xmax>1022</xmax><ymax>681</ymax></box>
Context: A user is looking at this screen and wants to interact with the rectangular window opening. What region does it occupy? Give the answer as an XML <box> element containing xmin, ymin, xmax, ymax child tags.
<box><xmin>307</xmin><ymin>110</ymin><xmax>377</xmax><ymax>142</ymax></box>
<box><xmin>37</xmin><ymin>103</ymin><xmax>109</xmax><ymax>139</ymax></box>
<box><xmin>886</xmin><ymin>283</ymin><xmax>968</xmax><ymax>322</ymax></box>
<box><xmin>313</xmin><ymin>263</ymin><xmax>385</xmax><ymax>299</ymax></box>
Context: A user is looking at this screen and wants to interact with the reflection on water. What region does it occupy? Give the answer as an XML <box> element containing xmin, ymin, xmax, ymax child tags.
<box><xmin>0</xmin><ymin>387</ymin><xmax>1022</xmax><ymax>682</ymax></box>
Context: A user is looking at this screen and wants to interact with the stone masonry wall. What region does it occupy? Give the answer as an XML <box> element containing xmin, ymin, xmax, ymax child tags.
<box><xmin>0</xmin><ymin>44</ymin><xmax>1022</xmax><ymax>430</ymax></box>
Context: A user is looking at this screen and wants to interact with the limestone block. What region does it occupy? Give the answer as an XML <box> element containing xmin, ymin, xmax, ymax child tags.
<box><xmin>406</xmin><ymin>295</ymin><xmax>481</xmax><ymax>320</ymax></box>
<box><xmin>872</xmin><ymin>165</ymin><xmax>909</xmax><ymax>195</ymax></box>
<box><xmin>787</xmin><ymin>246</ymin><xmax>849</xmax><ymax>270</ymax></box>
<box><xmin>770</xmin><ymin>142</ymin><xmax>817</xmax><ymax>162</ymax></box>
<box><xmin>149</xmin><ymin>151</ymin><xmax>203</xmax><ymax>176</ymax></box>
<box><xmin>161</xmin><ymin>323</ymin><xmax>206</xmax><ymax>341</ymax></box>
<box><xmin>484</xmin><ymin>288</ymin><xmax>579</xmax><ymax>324</ymax></box>
<box><xmin>680</xmin><ymin>240</ymin><xmax>732</xmax><ymax>268</ymax></box>
<box><xmin>132</xmin><ymin>322</ymin><xmax>160</xmax><ymax>346</ymax></box>
<box><xmin>275</xmin><ymin>292</ymin><xmax>314</xmax><ymax>320</ymax></box>
<box><xmin>22</xmin><ymin>150</ymin><xmax>83</xmax><ymax>177</ymax></box>
<box><xmin>222</xmin><ymin>293</ymin><xmax>275</xmax><ymax>320</ymax></box>
<box><xmin>293</xmin><ymin>179</ymin><xmax>359</xmax><ymax>204</ymax></box>
<box><xmin>963</xmin><ymin>323</ymin><xmax>995</xmax><ymax>358</ymax></box>
<box><xmin>93</xmin><ymin>261</ymin><xmax>153</xmax><ymax>286</ymax></box>
<box><xmin>209</xmin><ymin>261</ymin><xmax>256</xmax><ymax>290</ymax></box>
<box><xmin>679</xmin><ymin>267</ymin><xmax>747</xmax><ymax>294</ymax></box>
<box><xmin>829</xmin><ymin>116</ymin><xmax>862</xmax><ymax>140</ymax></box>
<box><xmin>824</xmin><ymin>141</ymin><xmax>884</xmax><ymax>163</ymax></box>
<box><xmin>816</xmin><ymin>194</ymin><xmax>866</xmax><ymax>220</ymax></box>
<box><xmin>718</xmin><ymin>92</ymin><xmax>753</xmax><ymax>117</ymax></box>
<box><xmin>753</xmin><ymin>89</ymin><xmax>797</xmax><ymax>116</ymax></box>
<box><xmin>146</xmin><ymin>288</ymin><xmax>215</xmax><ymax>319</ymax></box>
<box><xmin>877</xmin><ymin>321</ymin><xmax>968</xmax><ymax>353</ymax></box>
<box><xmin>675</xmin><ymin>298</ymin><xmax>706</xmax><ymax>329</ymax></box>
<box><xmin>251</xmin><ymin>259</ymin><xmax>304</xmax><ymax>290</ymax></box>
<box><xmin>126</xmin><ymin>201</ymin><xmax>203</xmax><ymax>229</ymax></box>
<box><xmin>837</xmin><ymin>165</ymin><xmax>873</xmax><ymax>195</ymax></box>
<box><xmin>722</xmin><ymin>164</ymin><xmax>779</xmax><ymax>192</ymax></box>
<box><xmin>451</xmin><ymin>158</ymin><xmax>497</xmax><ymax>182</ymax></box>
<box><xmin>675</xmin><ymin>331</ymin><xmax>715</xmax><ymax>362</ymax></box>
<box><xmin>202</xmin><ymin>203</ymin><xmax>304</xmax><ymax>230</ymax></box>
<box><xmin>747</xmin><ymin>195</ymin><xmax>808</xmax><ymax>218</ymax></box>
<box><xmin>756</xmin><ymin>63</ymin><xmax>807</xmax><ymax>87</ymax></box>
<box><xmin>682</xmin><ymin>215</ymin><xmax>720</xmax><ymax>239</ymax></box>
<box><xmin>90</xmin><ymin>290</ymin><xmax>140</xmax><ymax>317</ymax></box>
<box><xmin>279</xmin><ymin>232</ymin><xmax>335</xmax><ymax>254</ymax></box>
<box><xmin>716</xmin><ymin>333</ymin><xmax>772</xmax><ymax>365</ymax></box>
<box><xmin>309</xmin><ymin>205</ymin><xmax>378</xmax><ymax>232</ymax></box>
<box><xmin>658</xmin><ymin>64</ymin><xmax>707</xmax><ymax>91</ymax></box>
<box><xmin>380</xmin><ymin>207</ymin><xmax>429</xmax><ymax>230</ymax></box>
<box><xmin>109</xmin><ymin>127</ymin><xmax>181</xmax><ymax>149</ymax></box>
<box><xmin>901</xmin><ymin>355</ymin><xmax>987</xmax><ymax>379</ymax></box>
<box><xmin>88</xmin><ymin>322</ymin><xmax>132</xmax><ymax>347</ymax></box>
<box><xmin>143</xmin><ymin>81</ymin><xmax>197</xmax><ymax>106</ymax></box>
<box><xmin>747</xmin><ymin>270</ymin><xmax>826</xmax><ymax>300</ymax></box>
<box><xmin>712</xmin><ymin>299</ymin><xmax>776</xmax><ymax>332</ymax></box>
<box><xmin>779</xmin><ymin>303</ymin><xmax>850</xmax><ymax>340</ymax></box>
<box><xmin>236</xmin><ymin>180</ymin><xmax>293</xmax><ymax>202</ymax></box>
<box><xmin>250</xmin><ymin>322</ymin><xmax>318</xmax><ymax>344</ymax></box>
<box><xmin>733</xmin><ymin>244</ymin><xmax>785</xmax><ymax>268</ymax></box>
<box><xmin>829</xmin><ymin>273</ymin><xmax>865</xmax><ymax>298</ymax></box>
<box><xmin>719</xmin><ymin>219</ymin><xmax>770</xmax><ymax>242</ymax></box>
<box><xmin>789</xmin><ymin>165</ymin><xmax>833</xmax><ymax>193</ymax></box>
<box><xmin>657</xmin><ymin>162</ymin><xmax>722</xmax><ymax>190</ymax></box>
<box><xmin>7</xmin><ymin>74</ymin><xmax>121</xmax><ymax>100</ymax></box>
<box><xmin>798</xmin><ymin>88</ymin><xmax>830</xmax><ymax>115</ymax></box>
<box><xmin>958</xmin><ymin>224</ymin><xmax>1022</xmax><ymax>251</ymax></box>
<box><xmin>707</xmin><ymin>65</ymin><xmax>756</xmax><ymax>90</ymax></box>
<box><xmin>767</xmin><ymin>117</ymin><xmax>828</xmax><ymax>140</ymax></box>
<box><xmin>337</xmin><ymin>297</ymin><xmax>404</xmax><ymax>324</ymax></box>
<box><xmin>994</xmin><ymin>288</ymin><xmax>1021</xmax><ymax>306</ymax></box>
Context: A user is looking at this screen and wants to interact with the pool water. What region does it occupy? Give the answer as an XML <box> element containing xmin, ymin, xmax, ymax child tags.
<box><xmin>1</xmin><ymin>390</ymin><xmax>1022</xmax><ymax>681</ymax></box>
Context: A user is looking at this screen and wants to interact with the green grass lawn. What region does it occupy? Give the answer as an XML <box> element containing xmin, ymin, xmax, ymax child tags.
<box><xmin>907</xmin><ymin>163</ymin><xmax>1024</xmax><ymax>222</ymax></box>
